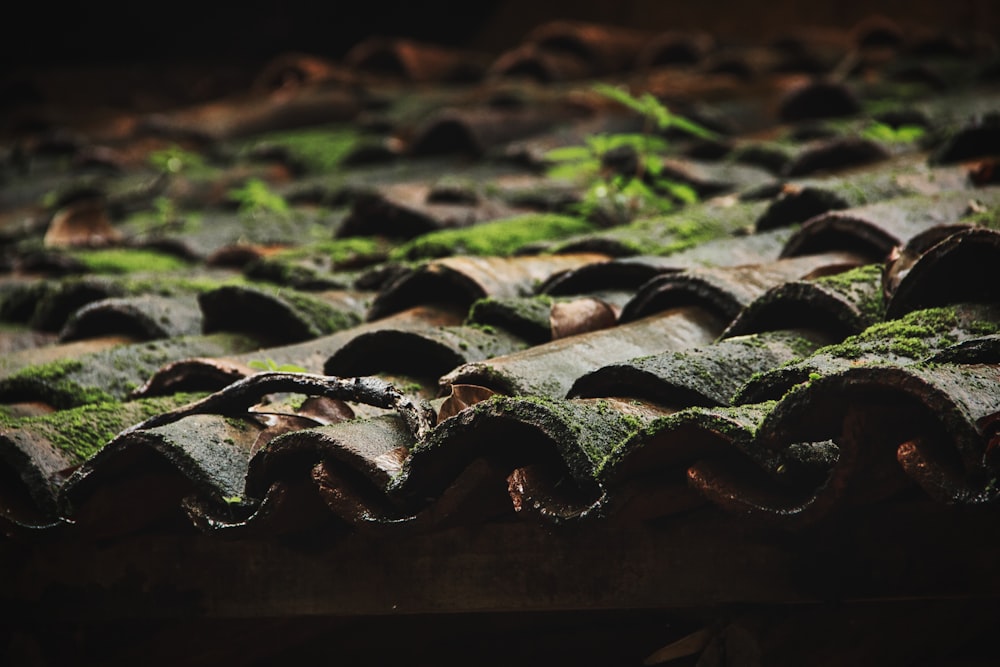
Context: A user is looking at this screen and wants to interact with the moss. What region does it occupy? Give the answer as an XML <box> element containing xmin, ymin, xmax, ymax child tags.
<box><xmin>633</xmin><ymin>214</ymin><xmax>730</xmax><ymax>255</ymax></box>
<box><xmin>1</xmin><ymin>393</ymin><xmax>206</xmax><ymax>462</ymax></box>
<box><xmin>72</xmin><ymin>248</ymin><xmax>192</xmax><ymax>275</ymax></box>
<box><xmin>813</xmin><ymin>263</ymin><xmax>886</xmax><ymax>321</ymax></box>
<box><xmin>148</xmin><ymin>145</ymin><xmax>214</xmax><ymax>177</ymax></box>
<box><xmin>960</xmin><ymin>208</ymin><xmax>1000</xmax><ymax>230</ymax></box>
<box><xmin>813</xmin><ymin>306</ymin><xmax>962</xmax><ymax>362</ymax></box>
<box><xmin>3</xmin><ymin>359</ymin><xmax>115</xmax><ymax>409</ymax></box>
<box><xmin>786</xmin><ymin>333</ymin><xmax>823</xmax><ymax>359</ymax></box>
<box><xmin>484</xmin><ymin>394</ymin><xmax>641</xmax><ymax>474</ymax></box>
<box><xmin>466</xmin><ymin>295</ymin><xmax>555</xmax><ymax>339</ymax></box>
<box><xmin>275</xmin><ymin>237</ymin><xmax>388</xmax><ymax>268</ymax></box>
<box><xmin>968</xmin><ymin>319</ymin><xmax>1000</xmax><ymax>336</ymax></box>
<box><xmin>389</xmin><ymin>214</ymin><xmax>594</xmax><ymax>261</ymax></box>
<box><xmin>279</xmin><ymin>290</ymin><xmax>362</xmax><ymax>335</ymax></box>
<box><xmin>242</xmin><ymin>126</ymin><xmax>359</xmax><ymax>173</ymax></box>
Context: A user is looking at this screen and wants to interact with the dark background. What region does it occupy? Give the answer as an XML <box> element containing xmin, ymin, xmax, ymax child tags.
<box><xmin>3</xmin><ymin>0</ymin><xmax>998</xmax><ymax>114</ymax></box>
<box><xmin>7</xmin><ymin>0</ymin><xmax>998</xmax><ymax>65</ymax></box>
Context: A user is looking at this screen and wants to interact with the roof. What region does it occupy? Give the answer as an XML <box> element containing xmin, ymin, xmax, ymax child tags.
<box><xmin>3</xmin><ymin>12</ymin><xmax>1000</xmax><ymax>666</ymax></box>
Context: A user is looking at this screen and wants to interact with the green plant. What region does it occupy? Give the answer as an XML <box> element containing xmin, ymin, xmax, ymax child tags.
<box><xmin>247</xmin><ymin>358</ymin><xmax>307</xmax><ymax>373</ymax></box>
<box><xmin>148</xmin><ymin>145</ymin><xmax>207</xmax><ymax>175</ymax></box>
<box><xmin>544</xmin><ymin>83</ymin><xmax>718</xmax><ymax>224</ymax></box>
<box><xmin>861</xmin><ymin>121</ymin><xmax>926</xmax><ymax>144</ymax></box>
<box><xmin>227</xmin><ymin>178</ymin><xmax>290</xmax><ymax>219</ymax></box>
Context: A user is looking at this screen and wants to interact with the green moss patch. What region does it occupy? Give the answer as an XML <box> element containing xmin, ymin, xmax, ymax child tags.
<box><xmin>72</xmin><ymin>248</ymin><xmax>192</xmax><ymax>275</ymax></box>
<box><xmin>0</xmin><ymin>393</ymin><xmax>206</xmax><ymax>463</ymax></box>
<box><xmin>241</xmin><ymin>126</ymin><xmax>360</xmax><ymax>173</ymax></box>
<box><xmin>390</xmin><ymin>214</ymin><xmax>594</xmax><ymax>261</ymax></box>
<box><xmin>813</xmin><ymin>263</ymin><xmax>886</xmax><ymax>322</ymax></box>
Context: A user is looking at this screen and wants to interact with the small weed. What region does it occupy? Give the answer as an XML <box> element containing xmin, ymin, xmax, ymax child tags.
<box><xmin>544</xmin><ymin>83</ymin><xmax>716</xmax><ymax>224</ymax></box>
<box><xmin>149</xmin><ymin>145</ymin><xmax>208</xmax><ymax>175</ymax></box>
<box><xmin>248</xmin><ymin>358</ymin><xmax>307</xmax><ymax>373</ymax></box>
<box><xmin>227</xmin><ymin>179</ymin><xmax>290</xmax><ymax>219</ymax></box>
<box><xmin>861</xmin><ymin>121</ymin><xmax>926</xmax><ymax>144</ymax></box>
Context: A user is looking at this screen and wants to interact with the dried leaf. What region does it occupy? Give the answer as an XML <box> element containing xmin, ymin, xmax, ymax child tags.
<box><xmin>43</xmin><ymin>199</ymin><xmax>121</xmax><ymax>248</ymax></box>
<box><xmin>437</xmin><ymin>384</ymin><xmax>496</xmax><ymax>421</ymax></box>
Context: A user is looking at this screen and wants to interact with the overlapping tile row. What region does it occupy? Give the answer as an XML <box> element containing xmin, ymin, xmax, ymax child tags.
<box><xmin>2</xmin><ymin>14</ymin><xmax>999</xmax><ymax>542</ymax></box>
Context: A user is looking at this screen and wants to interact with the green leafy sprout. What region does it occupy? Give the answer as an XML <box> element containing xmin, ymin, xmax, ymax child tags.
<box><xmin>545</xmin><ymin>83</ymin><xmax>719</xmax><ymax>225</ymax></box>
<box><xmin>148</xmin><ymin>145</ymin><xmax>208</xmax><ymax>175</ymax></box>
<box><xmin>227</xmin><ymin>178</ymin><xmax>291</xmax><ymax>219</ymax></box>
<box><xmin>247</xmin><ymin>358</ymin><xmax>307</xmax><ymax>373</ymax></box>
<box><xmin>861</xmin><ymin>121</ymin><xmax>926</xmax><ymax>144</ymax></box>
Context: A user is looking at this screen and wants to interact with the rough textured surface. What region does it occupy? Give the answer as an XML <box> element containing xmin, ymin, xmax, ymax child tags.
<box><xmin>3</xmin><ymin>9</ymin><xmax>1000</xmax><ymax>666</ymax></box>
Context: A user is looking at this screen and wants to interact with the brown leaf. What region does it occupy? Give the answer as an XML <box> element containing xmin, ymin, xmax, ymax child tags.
<box><xmin>437</xmin><ymin>384</ymin><xmax>496</xmax><ymax>422</ymax></box>
<box><xmin>296</xmin><ymin>396</ymin><xmax>355</xmax><ymax>424</ymax></box>
<box><xmin>43</xmin><ymin>199</ymin><xmax>121</xmax><ymax>248</ymax></box>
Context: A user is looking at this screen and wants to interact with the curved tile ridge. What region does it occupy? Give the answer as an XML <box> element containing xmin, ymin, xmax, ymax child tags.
<box><xmin>548</xmin><ymin>197</ymin><xmax>768</xmax><ymax>257</ymax></box>
<box><xmin>58</xmin><ymin>294</ymin><xmax>203</xmax><ymax>342</ymax></box>
<box><xmin>597</xmin><ymin>402</ymin><xmax>784</xmax><ymax>522</ymax></box>
<box><xmin>406</xmin><ymin>106</ymin><xmax>571</xmax><ymax>158</ymax></box>
<box><xmin>440</xmin><ymin>305</ymin><xmax>727</xmax><ymax>399</ymax></box>
<box><xmin>569</xmin><ymin>329</ymin><xmax>833</xmax><ymax>407</ymax></box>
<box><xmin>466</xmin><ymin>294</ymin><xmax>619</xmax><ymax>344</ymax></box>
<box><xmin>754</xmin><ymin>158</ymin><xmax>972</xmax><ymax>231</ymax></box>
<box><xmin>722</xmin><ymin>263</ymin><xmax>885</xmax><ymax>339</ymax></box>
<box><xmin>780</xmin><ymin>187</ymin><xmax>1000</xmax><ymax>260</ymax></box>
<box><xmin>136</xmin><ymin>85</ymin><xmax>361</xmax><ymax>142</ymax></box>
<box><xmin>691</xmin><ymin>363</ymin><xmax>1000</xmax><ymax>526</ymax></box>
<box><xmin>519</xmin><ymin>20</ymin><xmax>653</xmax><ymax>76</ymax></box>
<box><xmin>0</xmin><ymin>333</ymin><xmax>259</xmax><ymax>410</ymax></box>
<box><xmin>0</xmin><ymin>394</ymin><xmax>203</xmax><ymax>534</ymax></box>
<box><xmin>198</xmin><ymin>284</ymin><xmax>367</xmax><ymax>344</ymax></box>
<box><xmin>59</xmin><ymin>373</ymin><xmax>434</xmax><ymax>537</ymax></box>
<box><xmin>343</xmin><ymin>37</ymin><xmax>490</xmax><ymax>83</ymax></box>
<box><xmin>885</xmin><ymin>227</ymin><xmax>1000</xmax><ymax>318</ymax></box>
<box><xmin>366</xmin><ymin>253</ymin><xmax>608</xmax><ymax>320</ymax></box>
<box><xmin>397</xmin><ymin>395</ymin><xmax>670</xmax><ymax>524</ymax></box>
<box><xmin>192</xmin><ymin>413</ymin><xmax>417</xmax><ymax>536</ymax></box>
<box><xmin>119</xmin><ymin>372</ymin><xmax>436</xmax><ymax>442</ymax></box>
<box><xmin>134</xmin><ymin>304</ymin><xmax>464</xmax><ymax>397</ymax></box>
<box><xmin>620</xmin><ymin>251</ymin><xmax>866</xmax><ymax>324</ymax></box>
<box><xmin>323</xmin><ymin>325</ymin><xmax>528</xmax><ymax>379</ymax></box>
<box><xmin>337</xmin><ymin>180</ymin><xmax>526</xmax><ymax>238</ymax></box>
<box><xmin>736</xmin><ymin>303</ymin><xmax>1000</xmax><ymax>404</ymax></box>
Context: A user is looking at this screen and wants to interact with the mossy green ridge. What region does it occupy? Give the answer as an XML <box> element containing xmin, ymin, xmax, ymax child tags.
<box><xmin>0</xmin><ymin>392</ymin><xmax>206</xmax><ymax>463</ymax></box>
<box><xmin>571</xmin><ymin>329</ymin><xmax>829</xmax><ymax>407</ymax></box>
<box><xmin>16</xmin><ymin>273</ymin><xmax>246</xmax><ymax>331</ymax></box>
<box><xmin>598</xmin><ymin>401</ymin><xmax>776</xmax><ymax>479</ymax></box>
<box><xmin>272</xmin><ymin>289</ymin><xmax>363</xmax><ymax>336</ymax></box>
<box><xmin>245</xmin><ymin>237</ymin><xmax>389</xmax><ymax>288</ymax></box>
<box><xmin>0</xmin><ymin>333</ymin><xmax>260</xmax><ymax>409</ymax></box>
<box><xmin>71</xmin><ymin>248</ymin><xmax>192</xmax><ymax>274</ymax></box>
<box><xmin>735</xmin><ymin>303</ymin><xmax>1000</xmax><ymax>404</ymax></box>
<box><xmin>409</xmin><ymin>394</ymin><xmax>654</xmax><ymax>488</ymax></box>
<box><xmin>959</xmin><ymin>205</ymin><xmax>1000</xmax><ymax>230</ymax></box>
<box><xmin>549</xmin><ymin>199</ymin><xmax>766</xmax><ymax>257</ymax></box>
<box><xmin>239</xmin><ymin>126</ymin><xmax>360</xmax><ymax>174</ymax></box>
<box><xmin>812</xmin><ymin>263</ymin><xmax>887</xmax><ymax>322</ymax></box>
<box><xmin>389</xmin><ymin>213</ymin><xmax>594</xmax><ymax>261</ymax></box>
<box><xmin>466</xmin><ymin>295</ymin><xmax>556</xmax><ymax>343</ymax></box>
